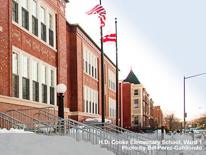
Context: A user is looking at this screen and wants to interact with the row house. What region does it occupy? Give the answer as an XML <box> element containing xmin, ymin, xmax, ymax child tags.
<box><xmin>153</xmin><ymin>106</ymin><xmax>163</xmax><ymax>128</ymax></box>
<box><xmin>119</xmin><ymin>70</ymin><xmax>157</xmax><ymax>129</ymax></box>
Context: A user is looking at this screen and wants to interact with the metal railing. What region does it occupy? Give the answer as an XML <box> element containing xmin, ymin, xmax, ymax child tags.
<box><xmin>2</xmin><ymin>107</ymin><xmax>153</xmax><ymax>155</ymax></box>
<box><xmin>0</xmin><ymin>112</ymin><xmax>25</xmax><ymax>129</ymax></box>
<box><xmin>5</xmin><ymin>109</ymin><xmax>57</xmax><ymax>134</ymax></box>
<box><xmin>85</xmin><ymin>122</ymin><xmax>154</xmax><ymax>141</ymax></box>
<box><xmin>35</xmin><ymin>109</ymin><xmax>152</xmax><ymax>155</ymax></box>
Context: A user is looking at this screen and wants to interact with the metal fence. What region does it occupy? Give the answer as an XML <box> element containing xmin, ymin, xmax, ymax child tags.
<box><xmin>1</xmin><ymin>107</ymin><xmax>154</xmax><ymax>155</ymax></box>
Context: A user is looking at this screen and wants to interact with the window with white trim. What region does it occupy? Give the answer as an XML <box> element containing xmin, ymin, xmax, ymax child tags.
<box><xmin>40</xmin><ymin>6</ymin><xmax>46</xmax><ymax>42</ymax></box>
<box><xmin>12</xmin><ymin>0</ymin><xmax>56</xmax><ymax>48</ymax></box>
<box><xmin>83</xmin><ymin>46</ymin><xmax>98</xmax><ymax>80</ymax></box>
<box><xmin>50</xmin><ymin>70</ymin><xmax>55</xmax><ymax>105</ymax></box>
<box><xmin>22</xmin><ymin>55</ymin><xmax>29</xmax><ymax>100</ymax></box>
<box><xmin>109</xmin><ymin>97</ymin><xmax>116</xmax><ymax>118</ymax></box>
<box><xmin>12</xmin><ymin>48</ymin><xmax>56</xmax><ymax>105</ymax></box>
<box><xmin>41</xmin><ymin>65</ymin><xmax>47</xmax><ymax>103</ymax></box>
<box><xmin>134</xmin><ymin>99</ymin><xmax>138</xmax><ymax>108</ymax></box>
<box><xmin>22</xmin><ymin>0</ymin><xmax>29</xmax><ymax>30</ymax></box>
<box><xmin>32</xmin><ymin>0</ymin><xmax>38</xmax><ymax>36</ymax></box>
<box><xmin>12</xmin><ymin>52</ymin><xmax>19</xmax><ymax>97</ymax></box>
<box><xmin>12</xmin><ymin>0</ymin><xmax>19</xmax><ymax>23</ymax></box>
<box><xmin>108</xmin><ymin>69</ymin><xmax>116</xmax><ymax>92</ymax></box>
<box><xmin>134</xmin><ymin>89</ymin><xmax>138</xmax><ymax>96</ymax></box>
<box><xmin>84</xmin><ymin>86</ymin><xmax>98</xmax><ymax>114</ymax></box>
<box><xmin>32</xmin><ymin>60</ymin><xmax>39</xmax><ymax>102</ymax></box>
<box><xmin>49</xmin><ymin>13</ymin><xmax>54</xmax><ymax>46</ymax></box>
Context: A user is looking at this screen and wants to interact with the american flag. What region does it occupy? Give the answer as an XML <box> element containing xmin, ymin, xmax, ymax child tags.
<box><xmin>102</xmin><ymin>33</ymin><xmax>117</xmax><ymax>42</ymax></box>
<box><xmin>86</xmin><ymin>4</ymin><xmax>106</xmax><ymax>27</ymax></box>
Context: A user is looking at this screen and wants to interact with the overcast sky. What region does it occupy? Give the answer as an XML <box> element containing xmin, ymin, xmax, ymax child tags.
<box><xmin>66</xmin><ymin>0</ymin><xmax>206</xmax><ymax>120</ymax></box>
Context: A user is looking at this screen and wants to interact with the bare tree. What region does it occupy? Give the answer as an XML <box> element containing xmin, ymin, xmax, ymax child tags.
<box><xmin>165</xmin><ymin>114</ymin><xmax>182</xmax><ymax>131</ymax></box>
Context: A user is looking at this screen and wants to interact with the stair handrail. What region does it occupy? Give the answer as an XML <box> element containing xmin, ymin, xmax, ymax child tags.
<box><xmin>0</xmin><ymin>112</ymin><xmax>25</xmax><ymax>129</ymax></box>
<box><xmin>36</xmin><ymin>109</ymin><xmax>150</xmax><ymax>154</ymax></box>
<box><xmin>5</xmin><ymin>109</ymin><xmax>56</xmax><ymax>132</ymax></box>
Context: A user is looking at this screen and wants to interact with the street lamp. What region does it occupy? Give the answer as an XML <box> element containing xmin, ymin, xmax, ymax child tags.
<box><xmin>56</xmin><ymin>83</ymin><xmax>67</xmax><ymax>119</ymax></box>
<box><xmin>183</xmin><ymin>72</ymin><xmax>206</xmax><ymax>133</ymax></box>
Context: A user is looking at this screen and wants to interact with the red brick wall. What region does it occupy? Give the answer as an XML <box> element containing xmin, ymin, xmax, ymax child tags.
<box><xmin>0</xmin><ymin>0</ymin><xmax>11</xmax><ymax>96</ymax></box>
<box><xmin>56</xmin><ymin>12</ymin><xmax>68</xmax><ymax>108</ymax></box>
<box><xmin>67</xmin><ymin>25</ymin><xmax>78</xmax><ymax>112</ymax></box>
<box><xmin>153</xmin><ymin>106</ymin><xmax>163</xmax><ymax>127</ymax></box>
<box><xmin>122</xmin><ymin>83</ymin><xmax>131</xmax><ymax>128</ymax></box>
<box><xmin>66</xmin><ymin>25</ymin><xmax>118</xmax><ymax>122</ymax></box>
<box><xmin>11</xmin><ymin>25</ymin><xmax>57</xmax><ymax>67</ymax></box>
<box><xmin>67</xmin><ymin>25</ymin><xmax>100</xmax><ymax>113</ymax></box>
<box><xmin>0</xmin><ymin>0</ymin><xmax>69</xmax><ymax>110</ymax></box>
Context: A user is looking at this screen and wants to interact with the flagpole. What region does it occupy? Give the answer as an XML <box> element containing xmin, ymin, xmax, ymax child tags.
<box><xmin>115</xmin><ymin>18</ymin><xmax>119</xmax><ymax>126</ymax></box>
<box><xmin>99</xmin><ymin>0</ymin><xmax>105</xmax><ymax>124</ymax></box>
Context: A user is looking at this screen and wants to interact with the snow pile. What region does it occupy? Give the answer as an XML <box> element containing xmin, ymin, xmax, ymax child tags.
<box><xmin>0</xmin><ymin>129</ymin><xmax>115</xmax><ymax>155</ymax></box>
<box><xmin>0</xmin><ymin>128</ymin><xmax>33</xmax><ymax>133</ymax></box>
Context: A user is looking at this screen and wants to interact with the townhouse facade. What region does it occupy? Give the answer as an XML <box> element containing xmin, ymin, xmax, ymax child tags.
<box><xmin>153</xmin><ymin>106</ymin><xmax>163</xmax><ymax>128</ymax></box>
<box><xmin>119</xmin><ymin>70</ymin><xmax>156</xmax><ymax>129</ymax></box>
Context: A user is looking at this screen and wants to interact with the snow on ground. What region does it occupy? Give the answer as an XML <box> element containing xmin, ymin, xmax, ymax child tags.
<box><xmin>1</xmin><ymin>128</ymin><xmax>206</xmax><ymax>155</ymax></box>
<box><xmin>137</xmin><ymin>132</ymin><xmax>206</xmax><ymax>155</ymax></box>
<box><xmin>0</xmin><ymin>128</ymin><xmax>32</xmax><ymax>133</ymax></box>
<box><xmin>0</xmin><ymin>129</ymin><xmax>115</xmax><ymax>155</ymax></box>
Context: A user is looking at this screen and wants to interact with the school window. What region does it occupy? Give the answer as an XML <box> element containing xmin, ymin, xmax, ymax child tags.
<box><xmin>22</xmin><ymin>55</ymin><xmax>29</xmax><ymax>100</ymax></box>
<box><xmin>12</xmin><ymin>0</ymin><xmax>18</xmax><ymax>23</ymax></box>
<box><xmin>12</xmin><ymin>1</ymin><xmax>56</xmax><ymax>49</ymax></box>
<box><xmin>108</xmin><ymin>69</ymin><xmax>116</xmax><ymax>92</ymax></box>
<box><xmin>32</xmin><ymin>60</ymin><xmax>39</xmax><ymax>102</ymax></box>
<box><xmin>85</xmin><ymin>50</ymin><xmax>88</xmax><ymax>73</ymax></box>
<box><xmin>83</xmin><ymin>47</ymin><xmax>98</xmax><ymax>80</ymax></box>
<box><xmin>49</xmin><ymin>14</ymin><xmax>54</xmax><ymax>47</ymax></box>
<box><xmin>32</xmin><ymin>0</ymin><xmax>38</xmax><ymax>36</ymax></box>
<box><xmin>84</xmin><ymin>86</ymin><xmax>98</xmax><ymax>114</ymax></box>
<box><xmin>94</xmin><ymin>58</ymin><xmax>97</xmax><ymax>79</ymax></box>
<box><xmin>12</xmin><ymin>49</ymin><xmax>56</xmax><ymax>105</ymax></box>
<box><xmin>40</xmin><ymin>7</ymin><xmax>46</xmax><ymax>42</ymax></box>
<box><xmin>50</xmin><ymin>70</ymin><xmax>55</xmax><ymax>105</ymax></box>
<box><xmin>12</xmin><ymin>52</ymin><xmax>19</xmax><ymax>97</ymax></box>
<box><xmin>109</xmin><ymin>98</ymin><xmax>116</xmax><ymax>118</ymax></box>
<box><xmin>21</xmin><ymin>0</ymin><xmax>29</xmax><ymax>30</ymax></box>
<box><xmin>41</xmin><ymin>65</ymin><xmax>47</xmax><ymax>103</ymax></box>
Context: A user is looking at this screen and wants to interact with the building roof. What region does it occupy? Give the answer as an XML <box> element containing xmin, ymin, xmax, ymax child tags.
<box><xmin>124</xmin><ymin>69</ymin><xmax>141</xmax><ymax>84</ymax></box>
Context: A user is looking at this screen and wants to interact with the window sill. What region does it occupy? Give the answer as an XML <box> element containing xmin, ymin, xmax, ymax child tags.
<box><xmin>0</xmin><ymin>95</ymin><xmax>57</xmax><ymax>108</ymax></box>
<box><xmin>83</xmin><ymin>72</ymin><xmax>99</xmax><ymax>82</ymax></box>
<box><xmin>108</xmin><ymin>88</ymin><xmax>116</xmax><ymax>93</ymax></box>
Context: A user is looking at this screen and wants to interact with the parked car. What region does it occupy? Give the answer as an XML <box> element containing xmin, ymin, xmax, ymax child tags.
<box><xmin>142</xmin><ymin>127</ymin><xmax>155</xmax><ymax>133</ymax></box>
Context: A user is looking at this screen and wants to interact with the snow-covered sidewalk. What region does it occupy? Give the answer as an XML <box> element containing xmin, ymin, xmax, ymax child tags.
<box><xmin>0</xmin><ymin>129</ymin><xmax>114</xmax><ymax>155</ymax></box>
<box><xmin>1</xmin><ymin>128</ymin><xmax>206</xmax><ymax>155</ymax></box>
